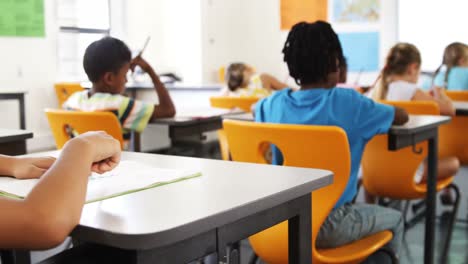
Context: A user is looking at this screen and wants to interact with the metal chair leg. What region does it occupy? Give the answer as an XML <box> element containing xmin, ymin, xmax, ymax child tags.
<box><xmin>226</xmin><ymin>242</ymin><xmax>240</xmax><ymax>264</ymax></box>
<box><xmin>378</xmin><ymin>247</ymin><xmax>399</xmax><ymax>264</ymax></box>
<box><xmin>248</xmin><ymin>252</ymin><xmax>258</xmax><ymax>264</ymax></box>
<box><xmin>440</xmin><ymin>183</ymin><xmax>460</xmax><ymax>263</ymax></box>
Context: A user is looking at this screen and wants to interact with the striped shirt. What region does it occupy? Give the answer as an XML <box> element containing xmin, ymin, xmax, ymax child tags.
<box><xmin>63</xmin><ymin>91</ymin><xmax>154</xmax><ymax>141</ymax></box>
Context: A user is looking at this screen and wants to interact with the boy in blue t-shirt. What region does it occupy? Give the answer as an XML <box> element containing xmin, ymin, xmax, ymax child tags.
<box><xmin>256</xmin><ymin>21</ymin><xmax>409</xmax><ymax>261</ymax></box>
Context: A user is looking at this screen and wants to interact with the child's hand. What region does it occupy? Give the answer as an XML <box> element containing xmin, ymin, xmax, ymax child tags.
<box><xmin>130</xmin><ymin>56</ymin><xmax>154</xmax><ymax>74</ymax></box>
<box><xmin>67</xmin><ymin>131</ymin><xmax>121</xmax><ymax>174</ymax></box>
<box><xmin>12</xmin><ymin>157</ymin><xmax>56</xmax><ymax>179</ymax></box>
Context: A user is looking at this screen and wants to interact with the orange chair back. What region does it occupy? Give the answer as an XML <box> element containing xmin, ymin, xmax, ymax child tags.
<box><xmin>54</xmin><ymin>83</ymin><xmax>84</xmax><ymax>107</ymax></box>
<box><xmin>445</xmin><ymin>90</ymin><xmax>468</xmax><ymax>101</ymax></box>
<box><xmin>439</xmin><ymin>117</ymin><xmax>468</xmax><ymax>164</ymax></box>
<box><xmin>218</xmin><ymin>67</ymin><xmax>226</xmax><ymax>83</ymax></box>
<box><xmin>209</xmin><ymin>96</ymin><xmax>260</xmax><ymax>113</ymax></box>
<box><xmin>45</xmin><ymin>109</ymin><xmax>124</xmax><ymax>149</ymax></box>
<box><xmin>223</xmin><ymin>120</ymin><xmax>350</xmax><ymax>264</ymax></box>
<box><xmin>362</xmin><ymin>101</ymin><xmax>440</xmax><ymax>198</ymax></box>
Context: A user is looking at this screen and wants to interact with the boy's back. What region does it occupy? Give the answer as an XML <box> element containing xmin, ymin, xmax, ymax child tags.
<box><xmin>256</xmin><ymin>87</ymin><xmax>395</xmax><ymax>207</ymax></box>
<box><xmin>63</xmin><ymin>91</ymin><xmax>154</xmax><ymax>140</ymax></box>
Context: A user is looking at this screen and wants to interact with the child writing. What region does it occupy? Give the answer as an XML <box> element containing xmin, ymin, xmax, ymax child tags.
<box><xmin>0</xmin><ymin>131</ymin><xmax>120</xmax><ymax>249</ymax></box>
<box><xmin>371</xmin><ymin>43</ymin><xmax>460</xmax><ymax>203</ymax></box>
<box><xmin>432</xmin><ymin>42</ymin><xmax>468</xmax><ymax>90</ymax></box>
<box><xmin>255</xmin><ymin>21</ymin><xmax>408</xmax><ymax>262</ymax></box>
<box><xmin>63</xmin><ymin>37</ymin><xmax>176</xmax><ymax>144</ymax></box>
<box><xmin>222</xmin><ymin>63</ymin><xmax>288</xmax><ymax>97</ymax></box>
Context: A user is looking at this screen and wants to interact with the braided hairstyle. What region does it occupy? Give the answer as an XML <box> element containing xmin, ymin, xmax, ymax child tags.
<box><xmin>373</xmin><ymin>43</ymin><xmax>421</xmax><ymax>100</ymax></box>
<box><xmin>433</xmin><ymin>42</ymin><xmax>468</xmax><ymax>87</ymax></box>
<box><xmin>282</xmin><ymin>21</ymin><xmax>344</xmax><ymax>86</ymax></box>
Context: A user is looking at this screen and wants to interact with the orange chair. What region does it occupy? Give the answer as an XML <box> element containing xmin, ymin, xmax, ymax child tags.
<box><xmin>445</xmin><ymin>90</ymin><xmax>468</xmax><ymax>101</ymax></box>
<box><xmin>45</xmin><ymin>109</ymin><xmax>124</xmax><ymax>149</ymax></box>
<box><xmin>54</xmin><ymin>83</ymin><xmax>84</xmax><ymax>107</ymax></box>
<box><xmin>439</xmin><ymin>116</ymin><xmax>468</xmax><ymax>164</ymax></box>
<box><xmin>218</xmin><ymin>66</ymin><xmax>226</xmax><ymax>83</ymax></box>
<box><xmin>224</xmin><ymin>120</ymin><xmax>395</xmax><ymax>264</ymax></box>
<box><xmin>210</xmin><ymin>96</ymin><xmax>261</xmax><ymax>160</ymax></box>
<box><xmin>361</xmin><ymin>100</ymin><xmax>459</xmax><ymax>261</ymax></box>
<box><xmin>209</xmin><ymin>96</ymin><xmax>260</xmax><ymax>113</ymax></box>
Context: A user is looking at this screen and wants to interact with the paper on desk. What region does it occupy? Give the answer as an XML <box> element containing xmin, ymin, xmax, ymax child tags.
<box><xmin>176</xmin><ymin>107</ymin><xmax>244</xmax><ymax>118</ymax></box>
<box><xmin>0</xmin><ymin>161</ymin><xmax>201</xmax><ymax>203</ymax></box>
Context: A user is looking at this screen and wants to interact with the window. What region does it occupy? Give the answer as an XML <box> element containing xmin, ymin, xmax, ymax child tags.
<box><xmin>57</xmin><ymin>0</ymin><xmax>111</xmax><ymax>80</ymax></box>
<box><xmin>398</xmin><ymin>0</ymin><xmax>468</xmax><ymax>72</ymax></box>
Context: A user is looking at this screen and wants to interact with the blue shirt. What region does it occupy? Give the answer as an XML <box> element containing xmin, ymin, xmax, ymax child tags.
<box><xmin>422</xmin><ymin>67</ymin><xmax>468</xmax><ymax>90</ymax></box>
<box><xmin>255</xmin><ymin>88</ymin><xmax>395</xmax><ymax>208</ymax></box>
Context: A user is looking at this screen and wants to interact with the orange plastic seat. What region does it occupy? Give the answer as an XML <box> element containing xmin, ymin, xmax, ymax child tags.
<box><xmin>362</xmin><ymin>101</ymin><xmax>459</xmax><ymax>262</ymax></box>
<box><xmin>210</xmin><ymin>96</ymin><xmax>261</xmax><ymax>160</ymax></box>
<box><xmin>209</xmin><ymin>96</ymin><xmax>260</xmax><ymax>112</ymax></box>
<box><xmin>218</xmin><ymin>66</ymin><xmax>226</xmax><ymax>83</ymax></box>
<box><xmin>54</xmin><ymin>83</ymin><xmax>84</xmax><ymax>107</ymax></box>
<box><xmin>45</xmin><ymin>109</ymin><xmax>124</xmax><ymax>149</ymax></box>
<box><xmin>445</xmin><ymin>90</ymin><xmax>468</xmax><ymax>101</ymax></box>
<box><xmin>223</xmin><ymin>120</ymin><xmax>393</xmax><ymax>264</ymax></box>
<box><xmin>439</xmin><ymin>116</ymin><xmax>468</xmax><ymax>164</ymax></box>
<box><xmin>438</xmin><ymin>91</ymin><xmax>468</xmax><ymax>164</ymax></box>
<box><xmin>362</xmin><ymin>101</ymin><xmax>453</xmax><ymax>199</ymax></box>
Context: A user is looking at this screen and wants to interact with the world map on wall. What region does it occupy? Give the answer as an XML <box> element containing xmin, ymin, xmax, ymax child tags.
<box><xmin>333</xmin><ymin>0</ymin><xmax>380</xmax><ymax>23</ymax></box>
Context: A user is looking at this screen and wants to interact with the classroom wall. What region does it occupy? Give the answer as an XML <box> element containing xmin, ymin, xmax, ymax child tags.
<box><xmin>200</xmin><ymin>0</ymin><xmax>398</xmax><ymax>86</ymax></box>
<box><xmin>0</xmin><ymin>0</ymin><xmax>58</xmax><ymax>151</ymax></box>
<box><xmin>125</xmin><ymin>0</ymin><xmax>203</xmax><ymax>84</ymax></box>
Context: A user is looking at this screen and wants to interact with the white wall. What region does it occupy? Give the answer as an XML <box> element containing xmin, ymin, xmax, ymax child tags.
<box><xmin>200</xmin><ymin>0</ymin><xmax>398</xmax><ymax>86</ymax></box>
<box><xmin>0</xmin><ymin>0</ymin><xmax>58</xmax><ymax>151</ymax></box>
<box><xmin>125</xmin><ymin>0</ymin><xmax>203</xmax><ymax>83</ymax></box>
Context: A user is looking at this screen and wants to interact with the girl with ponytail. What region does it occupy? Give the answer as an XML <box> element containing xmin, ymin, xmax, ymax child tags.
<box><xmin>371</xmin><ymin>43</ymin><xmax>460</xmax><ymax>204</ymax></box>
<box><xmin>432</xmin><ymin>42</ymin><xmax>468</xmax><ymax>90</ymax></box>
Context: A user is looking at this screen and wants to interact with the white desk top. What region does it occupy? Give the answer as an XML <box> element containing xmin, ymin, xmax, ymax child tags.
<box><xmin>390</xmin><ymin>115</ymin><xmax>451</xmax><ymax>135</ymax></box>
<box><xmin>153</xmin><ymin>107</ymin><xmax>244</xmax><ymax>125</ymax></box>
<box><xmin>225</xmin><ymin>114</ymin><xmax>450</xmax><ymax>135</ymax></box>
<box><xmin>0</xmin><ymin>128</ymin><xmax>33</xmax><ymax>143</ymax></box>
<box><xmin>27</xmin><ymin>151</ymin><xmax>332</xmax><ymax>250</ymax></box>
<box><xmin>454</xmin><ymin>101</ymin><xmax>468</xmax><ymax>109</ymax></box>
<box><xmin>0</xmin><ymin>90</ymin><xmax>28</xmax><ymax>95</ymax></box>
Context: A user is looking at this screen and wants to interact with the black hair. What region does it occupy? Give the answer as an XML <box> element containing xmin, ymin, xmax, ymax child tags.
<box><xmin>226</xmin><ymin>63</ymin><xmax>247</xmax><ymax>91</ymax></box>
<box><xmin>282</xmin><ymin>21</ymin><xmax>344</xmax><ymax>86</ymax></box>
<box><xmin>83</xmin><ymin>37</ymin><xmax>132</xmax><ymax>82</ymax></box>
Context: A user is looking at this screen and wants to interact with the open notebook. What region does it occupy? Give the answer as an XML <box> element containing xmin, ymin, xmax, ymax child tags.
<box><xmin>0</xmin><ymin>161</ymin><xmax>201</xmax><ymax>203</ymax></box>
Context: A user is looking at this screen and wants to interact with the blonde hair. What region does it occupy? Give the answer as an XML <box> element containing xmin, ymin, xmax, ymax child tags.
<box><xmin>373</xmin><ymin>43</ymin><xmax>421</xmax><ymax>100</ymax></box>
<box><xmin>433</xmin><ymin>42</ymin><xmax>468</xmax><ymax>87</ymax></box>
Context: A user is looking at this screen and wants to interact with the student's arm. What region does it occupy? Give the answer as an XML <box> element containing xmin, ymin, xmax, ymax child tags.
<box><xmin>0</xmin><ymin>156</ymin><xmax>55</xmax><ymax>179</ymax></box>
<box><xmin>260</xmin><ymin>73</ymin><xmax>289</xmax><ymax>91</ymax></box>
<box><xmin>412</xmin><ymin>88</ymin><xmax>455</xmax><ymax>116</ymax></box>
<box><xmin>131</xmin><ymin>56</ymin><xmax>176</xmax><ymax>119</ymax></box>
<box><xmin>393</xmin><ymin>106</ymin><xmax>409</xmax><ymax>125</ymax></box>
<box><xmin>0</xmin><ymin>131</ymin><xmax>120</xmax><ymax>249</ymax></box>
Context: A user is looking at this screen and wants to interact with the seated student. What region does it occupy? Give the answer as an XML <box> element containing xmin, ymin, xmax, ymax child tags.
<box><xmin>255</xmin><ymin>21</ymin><xmax>408</xmax><ymax>262</ymax></box>
<box><xmin>0</xmin><ymin>131</ymin><xmax>120</xmax><ymax>249</ymax></box>
<box><xmin>371</xmin><ymin>43</ymin><xmax>460</xmax><ymax>203</ymax></box>
<box><xmin>63</xmin><ymin>37</ymin><xmax>176</xmax><ymax>146</ymax></box>
<box><xmin>430</xmin><ymin>42</ymin><xmax>468</xmax><ymax>90</ymax></box>
<box><xmin>222</xmin><ymin>62</ymin><xmax>288</xmax><ymax>97</ymax></box>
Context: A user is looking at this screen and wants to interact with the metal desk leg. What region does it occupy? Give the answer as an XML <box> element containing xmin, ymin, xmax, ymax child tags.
<box><xmin>289</xmin><ymin>194</ymin><xmax>312</xmax><ymax>264</ymax></box>
<box><xmin>19</xmin><ymin>94</ymin><xmax>26</xmax><ymax>130</ymax></box>
<box><xmin>425</xmin><ymin>134</ymin><xmax>438</xmax><ymax>264</ymax></box>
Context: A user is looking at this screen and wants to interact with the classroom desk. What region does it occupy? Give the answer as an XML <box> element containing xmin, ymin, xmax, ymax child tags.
<box><xmin>0</xmin><ymin>129</ymin><xmax>32</xmax><ymax>155</ymax></box>
<box><xmin>33</xmin><ymin>151</ymin><xmax>331</xmax><ymax>263</ymax></box>
<box><xmin>389</xmin><ymin>115</ymin><xmax>450</xmax><ymax>264</ymax></box>
<box><xmin>454</xmin><ymin>101</ymin><xmax>468</xmax><ymax>116</ymax></box>
<box><xmin>0</xmin><ymin>91</ymin><xmax>27</xmax><ymax>129</ymax></box>
<box><xmin>81</xmin><ymin>81</ymin><xmax>223</xmax><ymax>98</ymax></box>
<box><xmin>150</xmin><ymin>108</ymin><xmax>243</xmax><ymax>156</ymax></box>
<box><xmin>224</xmin><ymin>114</ymin><xmax>451</xmax><ymax>264</ymax></box>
